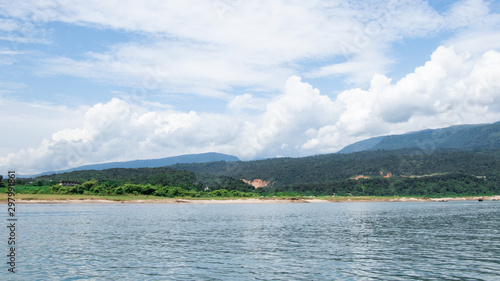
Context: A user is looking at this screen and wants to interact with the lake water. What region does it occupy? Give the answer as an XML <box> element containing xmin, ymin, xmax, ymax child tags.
<box><xmin>4</xmin><ymin>201</ymin><xmax>500</xmax><ymax>280</ymax></box>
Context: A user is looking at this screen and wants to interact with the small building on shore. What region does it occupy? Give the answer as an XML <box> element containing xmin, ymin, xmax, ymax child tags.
<box><xmin>59</xmin><ymin>180</ymin><xmax>80</xmax><ymax>186</ymax></box>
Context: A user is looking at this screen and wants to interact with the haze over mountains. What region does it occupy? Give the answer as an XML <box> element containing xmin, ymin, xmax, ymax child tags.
<box><xmin>29</xmin><ymin>121</ymin><xmax>500</xmax><ymax>197</ymax></box>
<box><xmin>28</xmin><ymin>121</ymin><xmax>500</xmax><ymax>178</ymax></box>
<box><xmin>26</xmin><ymin>152</ymin><xmax>239</xmax><ymax>177</ymax></box>
<box><xmin>166</xmin><ymin>121</ymin><xmax>500</xmax><ymax>186</ymax></box>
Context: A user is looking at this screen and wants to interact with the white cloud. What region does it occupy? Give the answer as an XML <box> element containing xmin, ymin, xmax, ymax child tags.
<box><xmin>227</xmin><ymin>93</ymin><xmax>267</xmax><ymax>112</ymax></box>
<box><xmin>236</xmin><ymin>76</ymin><xmax>340</xmax><ymax>158</ymax></box>
<box><xmin>40</xmin><ymin>41</ymin><xmax>291</xmax><ymax>98</ymax></box>
<box><xmin>444</xmin><ymin>0</ymin><xmax>490</xmax><ymax>29</ymax></box>
<box><xmin>2</xmin><ymin>1</ymin><xmax>499</xmax><ymax>93</ymax></box>
<box><xmin>0</xmin><ymin>16</ymin><xmax>51</xmax><ymax>44</ymax></box>
<box><xmin>0</xmin><ymin>95</ymin><xmax>86</xmax><ymax>161</ymax></box>
<box><xmin>306</xmin><ymin>46</ymin><xmax>500</xmax><ymax>153</ymax></box>
<box><xmin>0</xmin><ymin>18</ymin><xmax>19</xmax><ymax>31</ymax></box>
<box><xmin>1</xmin><ymin>0</ymin><xmax>466</xmax><ymax>94</ymax></box>
<box><xmin>305</xmin><ymin>48</ymin><xmax>394</xmax><ymax>85</ymax></box>
<box><xmin>0</xmin><ymin>81</ymin><xmax>27</xmax><ymax>93</ymax></box>
<box><xmin>2</xmin><ymin>1</ymin><xmax>500</xmax><ymax>174</ymax></box>
<box><xmin>438</xmin><ymin>0</ymin><xmax>500</xmax><ymax>56</ymax></box>
<box><xmin>3</xmin><ymin>46</ymin><xmax>500</xmax><ymax>174</ymax></box>
<box><xmin>447</xmin><ymin>29</ymin><xmax>500</xmax><ymax>55</ymax></box>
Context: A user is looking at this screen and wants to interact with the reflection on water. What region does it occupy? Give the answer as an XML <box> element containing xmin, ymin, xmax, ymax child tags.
<box><xmin>9</xmin><ymin>201</ymin><xmax>500</xmax><ymax>280</ymax></box>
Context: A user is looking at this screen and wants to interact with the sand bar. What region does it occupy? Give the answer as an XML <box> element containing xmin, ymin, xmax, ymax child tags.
<box><xmin>3</xmin><ymin>195</ymin><xmax>499</xmax><ymax>204</ymax></box>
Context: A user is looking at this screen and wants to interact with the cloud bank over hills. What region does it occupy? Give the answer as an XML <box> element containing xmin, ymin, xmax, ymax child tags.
<box><xmin>2</xmin><ymin>46</ymin><xmax>500</xmax><ymax>174</ymax></box>
<box><xmin>1</xmin><ymin>0</ymin><xmax>500</xmax><ymax>174</ymax></box>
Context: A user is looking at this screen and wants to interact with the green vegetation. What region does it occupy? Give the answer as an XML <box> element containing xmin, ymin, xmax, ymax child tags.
<box><xmin>338</xmin><ymin>121</ymin><xmax>500</xmax><ymax>154</ymax></box>
<box><xmin>264</xmin><ymin>173</ymin><xmax>500</xmax><ymax>197</ymax></box>
<box><xmin>6</xmin><ymin>172</ymin><xmax>499</xmax><ymax>199</ymax></box>
<box><xmin>168</xmin><ymin>148</ymin><xmax>500</xmax><ymax>197</ymax></box>
<box><xmin>5</xmin><ymin>147</ymin><xmax>500</xmax><ymax>199</ymax></box>
<box><xmin>9</xmin><ymin>182</ymin><xmax>259</xmax><ymax>198</ymax></box>
<box><xmin>171</xmin><ymin>148</ymin><xmax>499</xmax><ymax>180</ymax></box>
<box><xmin>7</xmin><ymin>168</ymin><xmax>259</xmax><ymax>198</ymax></box>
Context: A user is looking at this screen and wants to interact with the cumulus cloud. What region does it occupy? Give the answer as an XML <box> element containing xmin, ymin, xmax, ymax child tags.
<box><xmin>2</xmin><ymin>1</ymin><xmax>500</xmax><ymax>174</ymax></box>
<box><xmin>2</xmin><ymin>46</ymin><xmax>500</xmax><ymax>174</ymax></box>
<box><xmin>236</xmin><ymin>76</ymin><xmax>340</xmax><ymax>158</ymax></box>
<box><xmin>1</xmin><ymin>98</ymin><xmax>198</xmax><ymax>174</ymax></box>
<box><xmin>303</xmin><ymin>46</ymin><xmax>500</xmax><ymax>153</ymax></box>
<box><xmin>2</xmin><ymin>0</ymin><xmax>497</xmax><ymax>104</ymax></box>
<box><xmin>0</xmin><ymin>95</ymin><xmax>86</xmax><ymax>163</ymax></box>
<box><xmin>1</xmin><ymin>0</ymin><xmax>465</xmax><ymax>93</ymax></box>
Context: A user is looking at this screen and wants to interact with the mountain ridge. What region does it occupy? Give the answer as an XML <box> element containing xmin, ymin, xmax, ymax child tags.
<box><xmin>24</xmin><ymin>152</ymin><xmax>239</xmax><ymax>178</ymax></box>
<box><xmin>21</xmin><ymin>121</ymin><xmax>500</xmax><ymax>197</ymax></box>
<box><xmin>23</xmin><ymin>121</ymin><xmax>500</xmax><ymax>179</ymax></box>
<box><xmin>337</xmin><ymin>121</ymin><xmax>500</xmax><ymax>154</ymax></box>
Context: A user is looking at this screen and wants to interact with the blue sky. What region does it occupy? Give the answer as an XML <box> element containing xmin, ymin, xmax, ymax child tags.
<box><xmin>1</xmin><ymin>0</ymin><xmax>500</xmax><ymax>174</ymax></box>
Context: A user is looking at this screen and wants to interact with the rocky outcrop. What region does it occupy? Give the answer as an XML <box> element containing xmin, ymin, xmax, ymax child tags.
<box><xmin>242</xmin><ymin>179</ymin><xmax>270</xmax><ymax>188</ymax></box>
<box><xmin>349</xmin><ymin>175</ymin><xmax>370</xmax><ymax>180</ymax></box>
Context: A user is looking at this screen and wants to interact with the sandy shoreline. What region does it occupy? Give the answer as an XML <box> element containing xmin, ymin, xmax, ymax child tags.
<box><xmin>4</xmin><ymin>195</ymin><xmax>500</xmax><ymax>204</ymax></box>
<box><xmin>8</xmin><ymin>198</ymin><xmax>330</xmax><ymax>204</ymax></box>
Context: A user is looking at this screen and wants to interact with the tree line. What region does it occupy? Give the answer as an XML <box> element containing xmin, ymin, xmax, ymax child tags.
<box><xmin>261</xmin><ymin>173</ymin><xmax>500</xmax><ymax>197</ymax></box>
<box><xmin>4</xmin><ymin>148</ymin><xmax>499</xmax><ymax>198</ymax></box>
<box><xmin>170</xmin><ymin>149</ymin><xmax>500</xmax><ymax>186</ymax></box>
<box><xmin>4</xmin><ymin>167</ymin><xmax>258</xmax><ymax>198</ymax></box>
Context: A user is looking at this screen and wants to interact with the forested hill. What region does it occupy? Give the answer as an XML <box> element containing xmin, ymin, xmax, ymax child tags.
<box><xmin>337</xmin><ymin>121</ymin><xmax>500</xmax><ymax>154</ymax></box>
<box><xmin>22</xmin><ymin>121</ymin><xmax>500</xmax><ymax>197</ymax></box>
<box><xmin>170</xmin><ymin>148</ymin><xmax>500</xmax><ymax>186</ymax></box>
<box><xmin>31</xmin><ymin>167</ymin><xmax>254</xmax><ymax>193</ymax></box>
<box><xmin>24</xmin><ymin>148</ymin><xmax>500</xmax><ymax>197</ymax></box>
<box><xmin>166</xmin><ymin>148</ymin><xmax>500</xmax><ymax>196</ymax></box>
<box><xmin>27</xmin><ymin>152</ymin><xmax>239</xmax><ymax>177</ymax></box>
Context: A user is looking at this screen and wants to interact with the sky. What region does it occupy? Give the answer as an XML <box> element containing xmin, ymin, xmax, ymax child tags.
<box><xmin>1</xmin><ymin>0</ymin><xmax>500</xmax><ymax>174</ymax></box>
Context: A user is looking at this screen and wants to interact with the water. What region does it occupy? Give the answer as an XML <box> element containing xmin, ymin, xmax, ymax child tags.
<box><xmin>3</xmin><ymin>201</ymin><xmax>500</xmax><ymax>280</ymax></box>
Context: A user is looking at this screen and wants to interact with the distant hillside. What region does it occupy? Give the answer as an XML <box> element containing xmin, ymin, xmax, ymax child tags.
<box><xmin>19</xmin><ymin>122</ymin><xmax>500</xmax><ymax>197</ymax></box>
<box><xmin>23</xmin><ymin>148</ymin><xmax>500</xmax><ymax>197</ymax></box>
<box><xmin>170</xmin><ymin>148</ymin><xmax>500</xmax><ymax>186</ymax></box>
<box><xmin>30</xmin><ymin>166</ymin><xmax>255</xmax><ymax>195</ymax></box>
<box><xmin>25</xmin><ymin>147</ymin><xmax>500</xmax><ymax>198</ymax></box>
<box><xmin>27</xmin><ymin>152</ymin><xmax>239</xmax><ymax>177</ymax></box>
<box><xmin>166</xmin><ymin>148</ymin><xmax>500</xmax><ymax>196</ymax></box>
<box><xmin>337</xmin><ymin>121</ymin><xmax>500</xmax><ymax>154</ymax></box>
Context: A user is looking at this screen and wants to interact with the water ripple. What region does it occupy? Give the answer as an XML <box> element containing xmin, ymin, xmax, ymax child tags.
<box><xmin>11</xmin><ymin>201</ymin><xmax>500</xmax><ymax>280</ymax></box>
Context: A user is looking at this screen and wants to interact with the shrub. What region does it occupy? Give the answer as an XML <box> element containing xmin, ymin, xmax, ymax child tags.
<box><xmin>141</xmin><ymin>184</ymin><xmax>157</xmax><ymax>195</ymax></box>
<box><xmin>209</xmin><ymin>189</ymin><xmax>230</xmax><ymax>197</ymax></box>
<box><xmin>154</xmin><ymin>188</ymin><xmax>168</xmax><ymax>197</ymax></box>
<box><xmin>114</xmin><ymin>186</ymin><xmax>125</xmax><ymax>195</ymax></box>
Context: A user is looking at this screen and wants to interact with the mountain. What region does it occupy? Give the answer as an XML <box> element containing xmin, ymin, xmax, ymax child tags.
<box><xmin>25</xmin><ymin>124</ymin><xmax>500</xmax><ymax>197</ymax></box>
<box><xmin>170</xmin><ymin>148</ymin><xmax>500</xmax><ymax>187</ymax></box>
<box><xmin>26</xmin><ymin>152</ymin><xmax>239</xmax><ymax>177</ymax></box>
<box><xmin>337</xmin><ymin>121</ymin><xmax>500</xmax><ymax>154</ymax></box>
<box><xmin>164</xmin><ymin>122</ymin><xmax>500</xmax><ymax>187</ymax></box>
<box><xmin>28</xmin><ymin>147</ymin><xmax>500</xmax><ymax>197</ymax></box>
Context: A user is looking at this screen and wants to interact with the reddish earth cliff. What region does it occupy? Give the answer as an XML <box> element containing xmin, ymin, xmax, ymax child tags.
<box><xmin>242</xmin><ymin>179</ymin><xmax>270</xmax><ymax>188</ymax></box>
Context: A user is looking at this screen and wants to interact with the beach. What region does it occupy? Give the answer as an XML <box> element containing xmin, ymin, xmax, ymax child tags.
<box><xmin>3</xmin><ymin>195</ymin><xmax>500</xmax><ymax>204</ymax></box>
